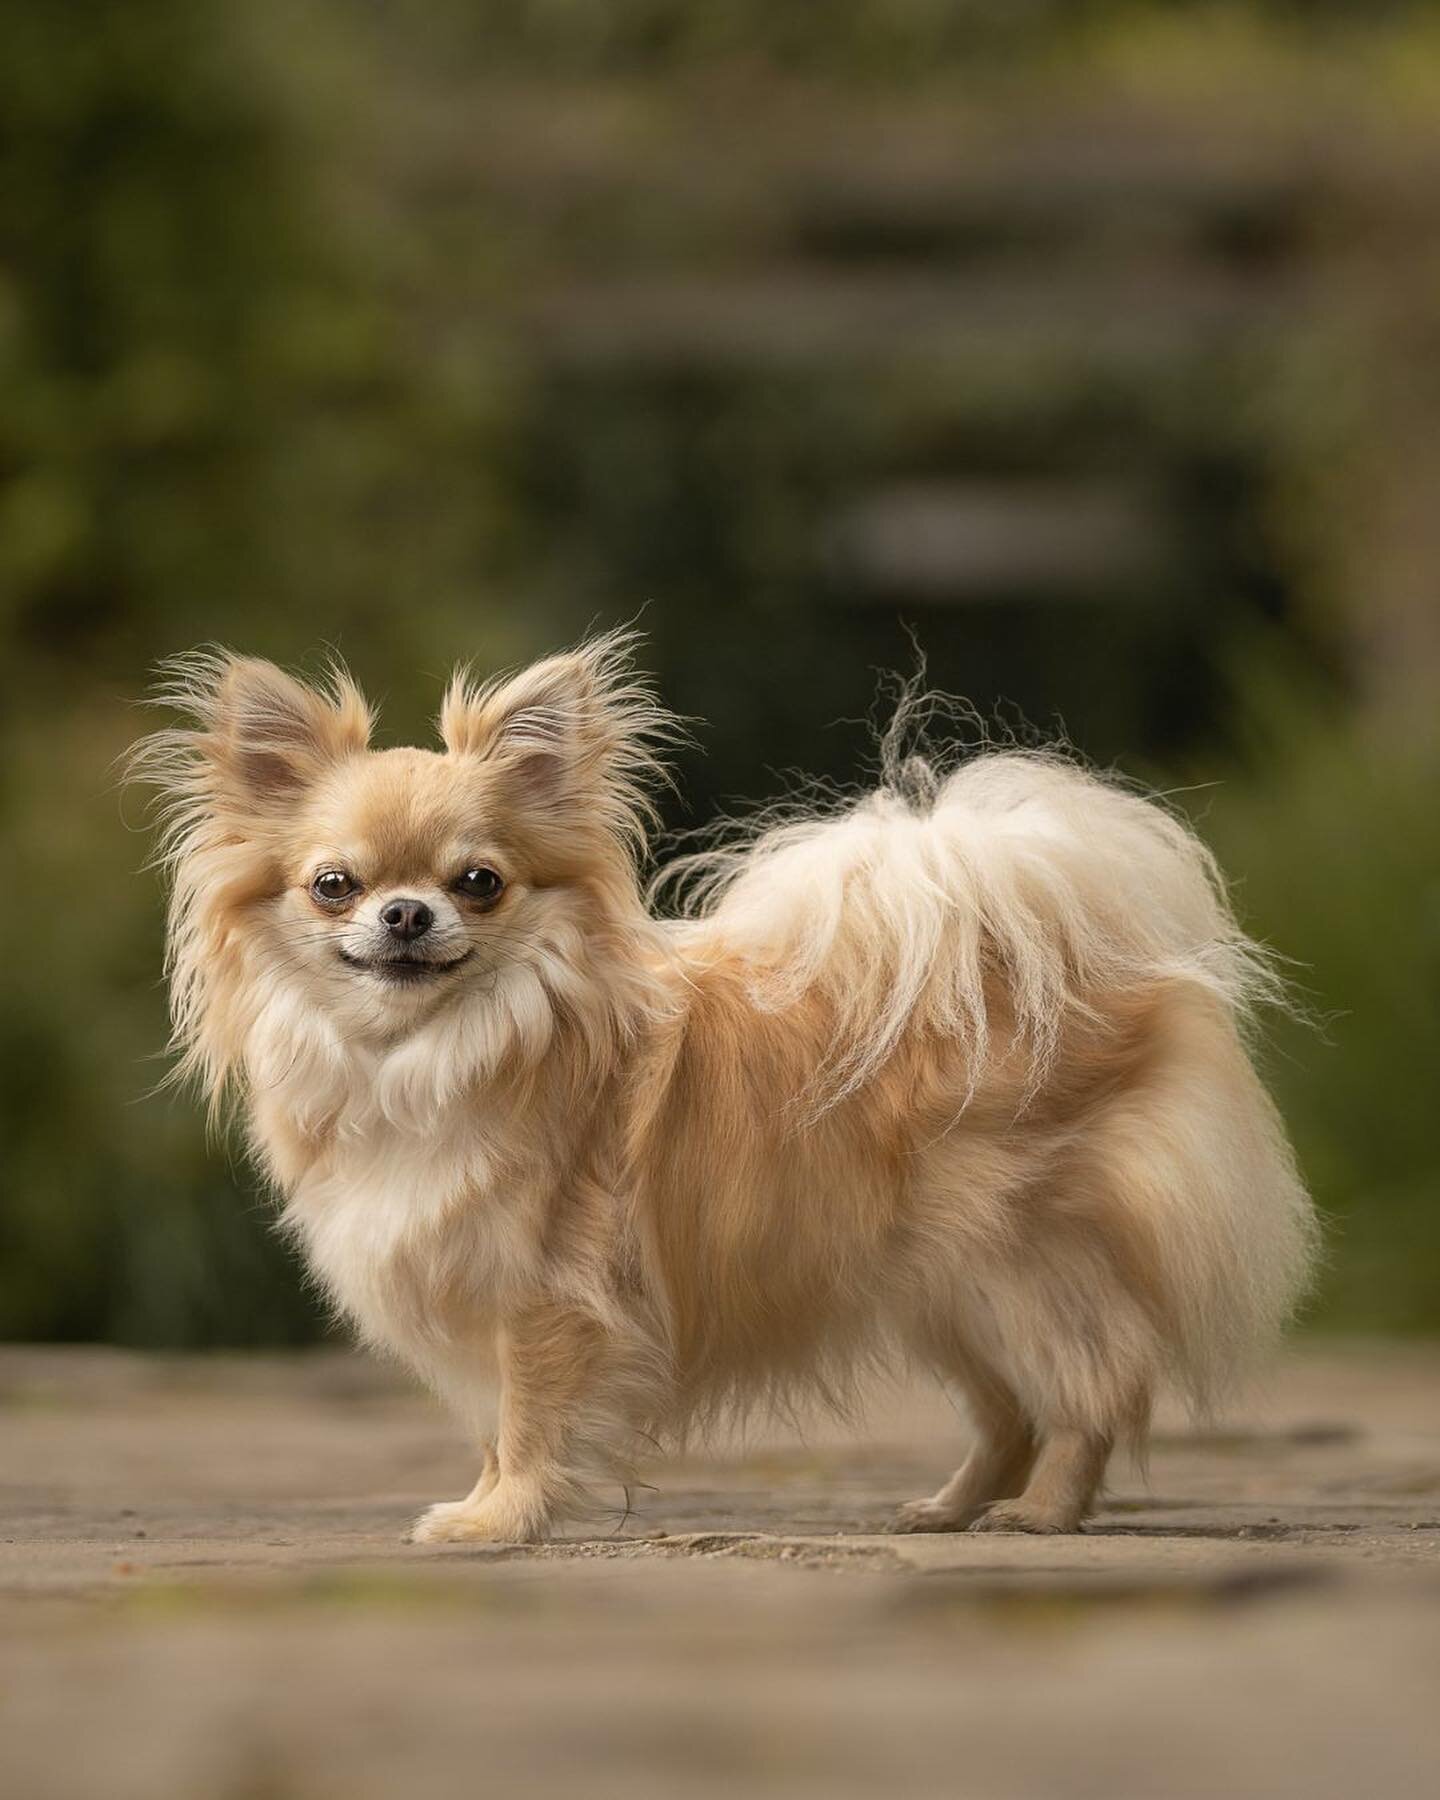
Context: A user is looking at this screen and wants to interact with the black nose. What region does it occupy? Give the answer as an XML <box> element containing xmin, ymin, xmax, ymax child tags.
<box><xmin>379</xmin><ymin>897</ymin><xmax>433</xmax><ymax>942</ymax></box>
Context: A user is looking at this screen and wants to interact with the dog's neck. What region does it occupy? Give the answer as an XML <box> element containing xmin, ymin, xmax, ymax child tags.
<box><xmin>240</xmin><ymin>919</ymin><xmax>668</xmax><ymax>1183</ymax></box>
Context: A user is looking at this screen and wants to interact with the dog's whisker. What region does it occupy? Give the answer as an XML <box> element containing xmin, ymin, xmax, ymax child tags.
<box><xmin>129</xmin><ymin>631</ymin><xmax>1317</xmax><ymax>1548</ymax></box>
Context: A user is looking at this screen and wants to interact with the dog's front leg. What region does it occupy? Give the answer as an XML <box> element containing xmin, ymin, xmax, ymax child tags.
<box><xmin>411</xmin><ymin>1301</ymin><xmax>608</xmax><ymax>1544</ymax></box>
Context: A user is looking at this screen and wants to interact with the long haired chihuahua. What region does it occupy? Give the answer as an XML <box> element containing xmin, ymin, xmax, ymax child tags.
<box><xmin>133</xmin><ymin>633</ymin><xmax>1315</xmax><ymax>1541</ymax></box>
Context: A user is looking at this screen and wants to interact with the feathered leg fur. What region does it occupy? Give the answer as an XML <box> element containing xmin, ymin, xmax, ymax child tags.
<box><xmin>131</xmin><ymin>639</ymin><xmax>1316</xmax><ymax>1544</ymax></box>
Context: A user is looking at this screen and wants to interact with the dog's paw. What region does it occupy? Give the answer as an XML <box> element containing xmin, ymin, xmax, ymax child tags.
<box><xmin>409</xmin><ymin>1500</ymin><xmax>493</xmax><ymax>1544</ymax></box>
<box><xmin>967</xmin><ymin>1499</ymin><xmax>1077</xmax><ymax>1536</ymax></box>
<box><xmin>409</xmin><ymin>1491</ymin><xmax>546</xmax><ymax>1546</ymax></box>
<box><xmin>889</xmin><ymin>1497</ymin><xmax>973</xmax><ymax>1534</ymax></box>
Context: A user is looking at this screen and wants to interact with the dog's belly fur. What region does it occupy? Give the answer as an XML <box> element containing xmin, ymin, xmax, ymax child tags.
<box><xmin>139</xmin><ymin>638</ymin><xmax>1314</xmax><ymax>1540</ymax></box>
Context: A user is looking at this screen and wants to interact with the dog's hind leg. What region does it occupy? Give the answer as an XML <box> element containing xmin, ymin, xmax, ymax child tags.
<box><xmin>958</xmin><ymin>1234</ymin><xmax>1156</xmax><ymax>1534</ymax></box>
<box><xmin>967</xmin><ymin>1425</ymin><xmax>1113</xmax><ymax>1534</ymax></box>
<box><xmin>895</xmin><ymin>1208</ymin><xmax>1158</xmax><ymax>1535</ymax></box>
<box><xmin>891</xmin><ymin>1341</ymin><xmax>1037</xmax><ymax>1533</ymax></box>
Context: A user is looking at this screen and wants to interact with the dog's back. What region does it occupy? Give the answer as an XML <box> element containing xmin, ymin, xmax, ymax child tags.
<box><xmin>631</xmin><ymin>745</ymin><xmax>1316</xmax><ymax>1527</ymax></box>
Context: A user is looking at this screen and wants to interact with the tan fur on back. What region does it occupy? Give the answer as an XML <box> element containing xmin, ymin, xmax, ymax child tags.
<box><xmin>131</xmin><ymin>634</ymin><xmax>1317</xmax><ymax>1539</ymax></box>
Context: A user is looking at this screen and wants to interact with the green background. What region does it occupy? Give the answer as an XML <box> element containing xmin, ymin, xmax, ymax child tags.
<box><xmin>2</xmin><ymin>0</ymin><xmax>1437</xmax><ymax>1344</ymax></box>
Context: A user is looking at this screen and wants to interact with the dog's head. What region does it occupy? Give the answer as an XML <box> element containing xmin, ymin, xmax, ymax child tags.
<box><xmin>133</xmin><ymin>633</ymin><xmax>671</xmax><ymax>1102</ymax></box>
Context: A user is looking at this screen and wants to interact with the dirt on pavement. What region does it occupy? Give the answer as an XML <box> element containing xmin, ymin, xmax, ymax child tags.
<box><xmin>2</xmin><ymin>1341</ymin><xmax>1437</xmax><ymax>1799</ymax></box>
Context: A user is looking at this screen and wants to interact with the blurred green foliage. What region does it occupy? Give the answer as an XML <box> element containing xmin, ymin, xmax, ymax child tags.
<box><xmin>1</xmin><ymin>0</ymin><xmax>1436</xmax><ymax>1343</ymax></box>
<box><xmin>1200</xmin><ymin>666</ymin><xmax>1440</xmax><ymax>1334</ymax></box>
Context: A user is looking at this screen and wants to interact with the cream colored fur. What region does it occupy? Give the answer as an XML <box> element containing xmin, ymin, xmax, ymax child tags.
<box><xmin>131</xmin><ymin>633</ymin><xmax>1317</xmax><ymax>1540</ymax></box>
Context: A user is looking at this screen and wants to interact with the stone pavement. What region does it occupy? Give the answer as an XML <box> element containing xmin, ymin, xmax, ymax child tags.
<box><xmin>2</xmin><ymin>1342</ymin><xmax>1436</xmax><ymax>1799</ymax></box>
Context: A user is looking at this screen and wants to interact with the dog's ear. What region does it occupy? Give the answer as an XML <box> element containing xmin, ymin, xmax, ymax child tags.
<box><xmin>439</xmin><ymin>631</ymin><xmax>675</xmax><ymax>851</ymax></box>
<box><xmin>208</xmin><ymin>656</ymin><xmax>372</xmax><ymax>809</ymax></box>
<box><xmin>143</xmin><ymin>651</ymin><xmax>374</xmax><ymax>821</ymax></box>
<box><xmin>440</xmin><ymin>650</ymin><xmax>606</xmax><ymax>798</ymax></box>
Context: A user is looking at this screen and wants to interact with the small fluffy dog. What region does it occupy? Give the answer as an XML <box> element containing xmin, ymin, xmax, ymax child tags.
<box><xmin>134</xmin><ymin>633</ymin><xmax>1316</xmax><ymax>1541</ymax></box>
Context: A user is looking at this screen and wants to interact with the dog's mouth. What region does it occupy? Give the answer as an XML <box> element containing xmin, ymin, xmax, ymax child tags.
<box><xmin>338</xmin><ymin>948</ymin><xmax>474</xmax><ymax>984</ymax></box>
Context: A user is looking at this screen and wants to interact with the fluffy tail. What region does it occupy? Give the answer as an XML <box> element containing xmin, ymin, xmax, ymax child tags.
<box><xmin>667</xmin><ymin>724</ymin><xmax>1281</xmax><ymax>1106</ymax></box>
<box><xmin>662</xmin><ymin>706</ymin><xmax>1317</xmax><ymax>1409</ymax></box>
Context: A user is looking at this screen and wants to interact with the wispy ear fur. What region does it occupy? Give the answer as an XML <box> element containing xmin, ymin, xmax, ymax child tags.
<box><xmin>126</xmin><ymin>650</ymin><xmax>374</xmax><ymax>1113</ymax></box>
<box><xmin>131</xmin><ymin>635</ymin><xmax>1317</xmax><ymax>1545</ymax></box>
<box><xmin>438</xmin><ymin>628</ymin><xmax>679</xmax><ymax>869</ymax></box>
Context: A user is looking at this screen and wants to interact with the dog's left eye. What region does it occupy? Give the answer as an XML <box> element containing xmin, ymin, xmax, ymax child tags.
<box><xmin>311</xmin><ymin>869</ymin><xmax>358</xmax><ymax>904</ymax></box>
<box><xmin>454</xmin><ymin>867</ymin><xmax>504</xmax><ymax>905</ymax></box>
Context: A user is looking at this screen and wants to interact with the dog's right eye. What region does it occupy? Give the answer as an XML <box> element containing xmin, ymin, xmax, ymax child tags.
<box><xmin>311</xmin><ymin>869</ymin><xmax>358</xmax><ymax>905</ymax></box>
